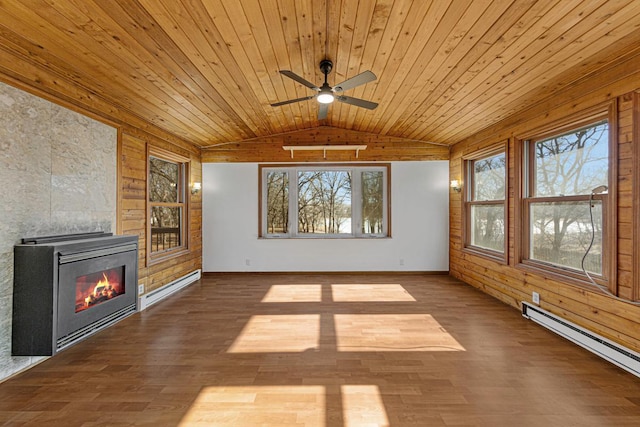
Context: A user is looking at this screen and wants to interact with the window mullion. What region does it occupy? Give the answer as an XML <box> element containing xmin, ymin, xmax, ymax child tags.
<box><xmin>289</xmin><ymin>169</ymin><xmax>298</xmax><ymax>237</ymax></box>
<box><xmin>382</xmin><ymin>170</ymin><xmax>388</xmax><ymax>236</ymax></box>
<box><xmin>261</xmin><ymin>168</ymin><xmax>268</xmax><ymax>236</ymax></box>
<box><xmin>352</xmin><ymin>170</ymin><xmax>362</xmax><ymax>237</ymax></box>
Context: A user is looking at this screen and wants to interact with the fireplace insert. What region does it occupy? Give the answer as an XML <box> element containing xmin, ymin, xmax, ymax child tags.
<box><xmin>12</xmin><ymin>232</ymin><xmax>138</xmax><ymax>355</ymax></box>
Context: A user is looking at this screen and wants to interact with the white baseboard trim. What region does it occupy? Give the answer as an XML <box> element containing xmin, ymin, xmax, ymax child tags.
<box><xmin>138</xmin><ymin>269</ymin><xmax>201</xmax><ymax>311</ymax></box>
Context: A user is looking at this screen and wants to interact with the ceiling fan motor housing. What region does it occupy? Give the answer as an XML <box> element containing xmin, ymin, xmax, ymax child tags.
<box><xmin>319</xmin><ymin>59</ymin><xmax>333</xmax><ymax>76</ymax></box>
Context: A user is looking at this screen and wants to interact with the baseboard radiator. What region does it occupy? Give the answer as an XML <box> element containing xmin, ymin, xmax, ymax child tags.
<box><xmin>522</xmin><ymin>302</ymin><xmax>640</xmax><ymax>378</ymax></box>
<box><xmin>139</xmin><ymin>269</ymin><xmax>201</xmax><ymax>311</ymax></box>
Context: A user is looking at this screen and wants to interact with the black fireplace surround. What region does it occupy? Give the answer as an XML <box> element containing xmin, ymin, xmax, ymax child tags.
<box><xmin>12</xmin><ymin>232</ymin><xmax>138</xmax><ymax>356</ymax></box>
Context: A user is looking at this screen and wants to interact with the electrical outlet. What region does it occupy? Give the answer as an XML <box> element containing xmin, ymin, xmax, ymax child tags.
<box><xmin>532</xmin><ymin>291</ymin><xmax>540</xmax><ymax>305</ymax></box>
<box><xmin>138</xmin><ymin>284</ymin><xmax>144</xmax><ymax>295</ymax></box>
<box><xmin>399</xmin><ymin>258</ymin><xmax>405</xmax><ymax>266</ymax></box>
<box><xmin>245</xmin><ymin>259</ymin><xmax>251</xmax><ymax>266</ymax></box>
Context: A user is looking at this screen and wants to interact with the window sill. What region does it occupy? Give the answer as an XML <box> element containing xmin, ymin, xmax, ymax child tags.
<box><xmin>148</xmin><ymin>247</ymin><xmax>190</xmax><ymax>266</ymax></box>
<box><xmin>516</xmin><ymin>260</ymin><xmax>611</xmax><ymax>292</ymax></box>
<box><xmin>462</xmin><ymin>246</ymin><xmax>507</xmax><ymax>265</ymax></box>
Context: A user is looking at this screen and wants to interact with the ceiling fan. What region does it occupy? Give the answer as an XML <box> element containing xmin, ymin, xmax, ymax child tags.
<box><xmin>271</xmin><ymin>59</ymin><xmax>378</xmax><ymax>120</ymax></box>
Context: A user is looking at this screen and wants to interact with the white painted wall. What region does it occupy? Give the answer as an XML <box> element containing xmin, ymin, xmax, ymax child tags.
<box><xmin>202</xmin><ymin>161</ymin><xmax>449</xmax><ymax>272</ymax></box>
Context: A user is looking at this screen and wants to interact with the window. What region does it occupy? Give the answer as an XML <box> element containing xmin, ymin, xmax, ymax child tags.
<box><xmin>522</xmin><ymin>118</ymin><xmax>612</xmax><ymax>280</ymax></box>
<box><xmin>464</xmin><ymin>147</ymin><xmax>506</xmax><ymax>257</ymax></box>
<box><xmin>148</xmin><ymin>148</ymin><xmax>189</xmax><ymax>259</ymax></box>
<box><xmin>260</xmin><ymin>165</ymin><xmax>389</xmax><ymax>238</ymax></box>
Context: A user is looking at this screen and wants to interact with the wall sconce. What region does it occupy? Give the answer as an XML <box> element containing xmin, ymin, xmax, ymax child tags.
<box><xmin>450</xmin><ymin>179</ymin><xmax>462</xmax><ymax>193</ymax></box>
<box><xmin>191</xmin><ymin>182</ymin><xmax>201</xmax><ymax>195</ymax></box>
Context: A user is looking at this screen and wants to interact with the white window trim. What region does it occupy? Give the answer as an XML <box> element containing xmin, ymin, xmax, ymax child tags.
<box><xmin>260</xmin><ymin>165</ymin><xmax>389</xmax><ymax>238</ymax></box>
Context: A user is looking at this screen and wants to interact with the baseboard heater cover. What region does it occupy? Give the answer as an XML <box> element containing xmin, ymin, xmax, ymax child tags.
<box><xmin>139</xmin><ymin>269</ymin><xmax>201</xmax><ymax>311</ymax></box>
<box><xmin>522</xmin><ymin>302</ymin><xmax>640</xmax><ymax>378</ymax></box>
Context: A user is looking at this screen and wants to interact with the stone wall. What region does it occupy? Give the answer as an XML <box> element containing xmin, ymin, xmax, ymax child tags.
<box><xmin>0</xmin><ymin>82</ymin><xmax>117</xmax><ymax>380</ymax></box>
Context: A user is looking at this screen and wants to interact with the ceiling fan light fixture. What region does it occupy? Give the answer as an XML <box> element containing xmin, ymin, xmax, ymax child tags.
<box><xmin>317</xmin><ymin>89</ymin><xmax>334</xmax><ymax>104</ymax></box>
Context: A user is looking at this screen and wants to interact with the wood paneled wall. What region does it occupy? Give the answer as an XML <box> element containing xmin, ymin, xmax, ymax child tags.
<box><xmin>119</xmin><ymin>130</ymin><xmax>202</xmax><ymax>295</ymax></box>
<box><xmin>202</xmin><ymin>127</ymin><xmax>449</xmax><ymax>163</ymax></box>
<box><xmin>449</xmin><ymin>53</ymin><xmax>640</xmax><ymax>353</ymax></box>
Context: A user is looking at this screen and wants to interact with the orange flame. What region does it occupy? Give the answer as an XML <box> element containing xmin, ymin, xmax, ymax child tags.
<box><xmin>85</xmin><ymin>273</ymin><xmax>112</xmax><ymax>307</ymax></box>
<box><xmin>93</xmin><ymin>273</ymin><xmax>110</xmax><ymax>297</ymax></box>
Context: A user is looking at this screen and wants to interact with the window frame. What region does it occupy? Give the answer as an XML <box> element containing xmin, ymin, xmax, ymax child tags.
<box><xmin>258</xmin><ymin>163</ymin><xmax>391</xmax><ymax>239</ymax></box>
<box><xmin>516</xmin><ymin>103</ymin><xmax>617</xmax><ymax>290</ymax></box>
<box><xmin>147</xmin><ymin>146</ymin><xmax>190</xmax><ymax>264</ymax></box>
<box><xmin>462</xmin><ymin>143</ymin><xmax>508</xmax><ymax>262</ymax></box>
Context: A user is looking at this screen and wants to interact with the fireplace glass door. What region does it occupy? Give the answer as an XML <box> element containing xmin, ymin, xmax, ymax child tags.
<box><xmin>57</xmin><ymin>249</ymin><xmax>137</xmax><ymax>341</ymax></box>
<box><xmin>75</xmin><ymin>267</ymin><xmax>125</xmax><ymax>313</ymax></box>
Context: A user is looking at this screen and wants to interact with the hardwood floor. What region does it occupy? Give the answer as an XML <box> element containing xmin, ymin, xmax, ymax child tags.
<box><xmin>1</xmin><ymin>273</ymin><xmax>639</xmax><ymax>426</ymax></box>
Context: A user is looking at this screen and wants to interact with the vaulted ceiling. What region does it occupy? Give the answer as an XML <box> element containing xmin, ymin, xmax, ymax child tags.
<box><xmin>1</xmin><ymin>0</ymin><xmax>639</xmax><ymax>148</ymax></box>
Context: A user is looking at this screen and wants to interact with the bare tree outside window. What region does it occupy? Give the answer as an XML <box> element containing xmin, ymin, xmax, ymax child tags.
<box><xmin>527</xmin><ymin>121</ymin><xmax>608</xmax><ymax>274</ymax></box>
<box><xmin>362</xmin><ymin>171</ymin><xmax>384</xmax><ymax>234</ymax></box>
<box><xmin>533</xmin><ymin>123</ymin><xmax>608</xmax><ymax>197</ymax></box>
<box><xmin>150</xmin><ymin>157</ymin><xmax>179</xmax><ymax>203</ymax></box>
<box><xmin>530</xmin><ymin>201</ymin><xmax>603</xmax><ymax>273</ymax></box>
<box><xmin>470</xmin><ymin>204</ymin><xmax>505</xmax><ymax>251</ymax></box>
<box><xmin>266</xmin><ymin>171</ymin><xmax>289</xmax><ymax>233</ymax></box>
<box><xmin>298</xmin><ymin>171</ymin><xmax>352</xmax><ymax>234</ymax></box>
<box><xmin>474</xmin><ymin>155</ymin><xmax>506</xmax><ymax>201</ymax></box>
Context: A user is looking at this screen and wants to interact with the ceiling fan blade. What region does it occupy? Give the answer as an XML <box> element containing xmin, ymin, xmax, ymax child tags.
<box><xmin>279</xmin><ymin>70</ymin><xmax>319</xmax><ymax>91</ymax></box>
<box><xmin>318</xmin><ymin>103</ymin><xmax>329</xmax><ymax>120</ymax></box>
<box><xmin>271</xmin><ymin>95</ymin><xmax>315</xmax><ymax>107</ymax></box>
<box><xmin>336</xmin><ymin>95</ymin><xmax>378</xmax><ymax>110</ymax></box>
<box><xmin>333</xmin><ymin>70</ymin><xmax>376</xmax><ymax>92</ymax></box>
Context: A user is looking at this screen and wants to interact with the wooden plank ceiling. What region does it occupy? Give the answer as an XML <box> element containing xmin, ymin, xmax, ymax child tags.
<box><xmin>0</xmin><ymin>0</ymin><xmax>639</xmax><ymax>149</ymax></box>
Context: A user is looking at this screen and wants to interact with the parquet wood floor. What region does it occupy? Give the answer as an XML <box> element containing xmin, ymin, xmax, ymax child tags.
<box><xmin>1</xmin><ymin>273</ymin><xmax>639</xmax><ymax>426</ymax></box>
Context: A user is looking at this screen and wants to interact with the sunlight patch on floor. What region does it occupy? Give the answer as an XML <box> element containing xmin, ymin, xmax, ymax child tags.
<box><xmin>261</xmin><ymin>284</ymin><xmax>323</xmax><ymax>302</ymax></box>
<box><xmin>342</xmin><ymin>385</ymin><xmax>390</xmax><ymax>427</ymax></box>
<box><xmin>335</xmin><ymin>314</ymin><xmax>465</xmax><ymax>352</ymax></box>
<box><xmin>331</xmin><ymin>284</ymin><xmax>416</xmax><ymax>302</ymax></box>
<box><xmin>180</xmin><ymin>385</ymin><xmax>325</xmax><ymax>426</ymax></box>
<box><xmin>227</xmin><ymin>315</ymin><xmax>320</xmax><ymax>353</ymax></box>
